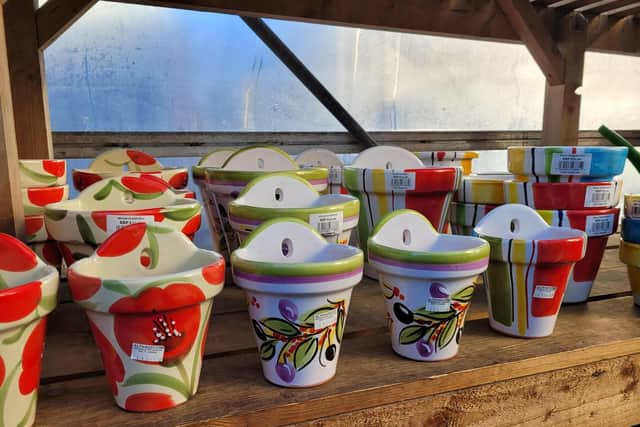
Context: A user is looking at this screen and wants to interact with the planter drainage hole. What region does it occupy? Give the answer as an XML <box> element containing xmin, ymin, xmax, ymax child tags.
<box><xmin>275</xmin><ymin>188</ymin><xmax>283</xmax><ymax>202</ymax></box>
<box><xmin>402</xmin><ymin>229</ymin><xmax>411</xmax><ymax>246</ymax></box>
<box><xmin>385</xmin><ymin>161</ymin><xmax>393</xmax><ymax>170</ymax></box>
<box><xmin>281</xmin><ymin>238</ymin><xmax>293</xmax><ymax>257</ymax></box>
<box><xmin>123</xmin><ymin>191</ymin><xmax>134</xmax><ymax>204</ymax></box>
<box><xmin>140</xmin><ymin>248</ymin><xmax>152</xmax><ymax>269</ymax></box>
<box><xmin>510</xmin><ymin>219</ymin><xmax>519</xmax><ymax>234</ymax></box>
<box><xmin>257</xmin><ymin>158</ymin><xmax>265</xmax><ymax>169</ymax></box>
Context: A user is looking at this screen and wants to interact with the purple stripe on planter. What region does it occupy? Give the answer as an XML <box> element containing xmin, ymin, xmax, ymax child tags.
<box><xmin>229</xmin><ymin>215</ymin><xmax>262</xmax><ymax>226</ymax></box>
<box><xmin>234</xmin><ymin>267</ymin><xmax>363</xmax><ymax>284</ymax></box>
<box><xmin>369</xmin><ymin>253</ymin><xmax>488</xmax><ymax>271</ymax></box>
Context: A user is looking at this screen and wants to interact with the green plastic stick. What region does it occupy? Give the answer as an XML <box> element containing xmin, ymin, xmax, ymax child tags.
<box><xmin>598</xmin><ymin>124</ymin><xmax>640</xmax><ymax>174</ymax></box>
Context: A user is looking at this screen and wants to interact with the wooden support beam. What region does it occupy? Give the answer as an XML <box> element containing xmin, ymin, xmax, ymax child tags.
<box><xmin>542</xmin><ymin>13</ymin><xmax>588</xmax><ymax>146</ymax></box>
<box><xmin>590</xmin><ymin>14</ymin><xmax>639</xmax><ymax>53</ymax></box>
<box><xmin>580</xmin><ymin>0</ymin><xmax>640</xmax><ymax>15</ymax></box>
<box><xmin>0</xmin><ymin>7</ymin><xmax>24</xmax><ymax>237</ymax></box>
<box><xmin>36</xmin><ymin>0</ymin><xmax>97</xmax><ymax>49</ymax></box>
<box><xmin>497</xmin><ymin>0</ymin><xmax>565</xmax><ymax>84</ymax></box>
<box><xmin>3</xmin><ymin>0</ymin><xmax>52</xmax><ymax>159</ymax></box>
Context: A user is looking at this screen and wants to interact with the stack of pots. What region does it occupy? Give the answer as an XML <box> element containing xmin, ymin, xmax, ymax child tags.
<box><xmin>619</xmin><ymin>194</ymin><xmax>640</xmax><ymax>307</ymax></box>
<box><xmin>415</xmin><ymin>151</ymin><xmax>478</xmax><ymax>176</ymax></box>
<box><xmin>449</xmin><ymin>146</ymin><xmax>626</xmax><ymax>303</ymax></box>
<box><xmin>19</xmin><ymin>159</ymin><xmax>69</xmax><ymax>269</ymax></box>
<box><xmin>44</xmin><ymin>175</ymin><xmax>202</xmax><ymax>267</ymax></box>
<box><xmin>343</xmin><ymin>146</ymin><xmax>462</xmax><ymax>278</ymax></box>
<box><xmin>296</xmin><ymin>148</ymin><xmax>346</xmax><ymax>195</ymax></box>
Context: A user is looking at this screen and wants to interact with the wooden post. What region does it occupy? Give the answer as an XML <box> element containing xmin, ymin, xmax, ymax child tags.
<box><xmin>0</xmin><ymin>6</ymin><xmax>24</xmax><ymax>237</ymax></box>
<box><xmin>3</xmin><ymin>0</ymin><xmax>53</xmax><ymax>159</ymax></box>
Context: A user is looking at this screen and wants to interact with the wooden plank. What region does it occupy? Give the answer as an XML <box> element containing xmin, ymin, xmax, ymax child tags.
<box><xmin>0</xmin><ymin>6</ymin><xmax>23</xmax><ymax>236</ymax></box>
<box><xmin>607</xmin><ymin>4</ymin><xmax>640</xmax><ymax>17</ymax></box>
<box><xmin>2</xmin><ymin>0</ymin><xmax>52</xmax><ymax>159</ymax></box>
<box><xmin>590</xmin><ymin>14</ymin><xmax>639</xmax><ymax>54</ymax></box>
<box><xmin>497</xmin><ymin>0</ymin><xmax>565</xmax><ymax>84</ymax></box>
<box><xmin>35</xmin><ymin>0</ymin><xmax>97</xmax><ymax>49</ymax></box>
<box><xmin>35</xmin><ymin>296</ymin><xmax>640</xmax><ymax>426</ymax></box>
<box><xmin>580</xmin><ymin>0</ymin><xmax>640</xmax><ymax>15</ymax></box>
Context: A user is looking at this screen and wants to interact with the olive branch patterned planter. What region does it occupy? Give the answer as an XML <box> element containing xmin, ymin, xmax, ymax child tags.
<box><xmin>0</xmin><ymin>234</ymin><xmax>59</xmax><ymax>427</ymax></box>
<box><xmin>18</xmin><ymin>160</ymin><xmax>66</xmax><ymax>188</ymax></box>
<box><xmin>231</xmin><ymin>218</ymin><xmax>363</xmax><ymax>387</ymax></box>
<box><xmin>67</xmin><ymin>224</ymin><xmax>225</xmax><ymax>411</ymax></box>
<box><xmin>368</xmin><ymin>210</ymin><xmax>489</xmax><ymax>361</ymax></box>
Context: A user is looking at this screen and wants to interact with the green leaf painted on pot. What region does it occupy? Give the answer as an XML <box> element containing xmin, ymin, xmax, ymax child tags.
<box><xmin>259</xmin><ymin>341</ymin><xmax>276</xmax><ymax>361</ymax></box>
<box><xmin>38</xmin><ymin>294</ymin><xmax>57</xmax><ymax>312</ymax></box>
<box><xmin>0</xmin><ymin>274</ymin><xmax>7</xmax><ymax>290</ymax></box>
<box><xmin>93</xmin><ymin>182</ymin><xmax>113</xmax><ymax>201</ymax></box>
<box><xmin>132</xmin><ymin>192</ymin><xmax>164</xmax><ymax>200</ymax></box>
<box><xmin>133</xmin><ymin>277</ymin><xmax>191</xmax><ymax>296</ymax></box>
<box><xmin>19</xmin><ymin>163</ymin><xmax>57</xmax><ymax>185</ymax></box>
<box><xmin>76</xmin><ymin>215</ymin><xmax>97</xmax><ymax>245</ymax></box>
<box><xmin>414</xmin><ymin>308</ymin><xmax>456</xmax><ymax>321</ymax></box>
<box><xmin>399</xmin><ymin>325</ymin><xmax>427</xmax><ymax>345</ymax></box>
<box><xmin>103</xmin><ymin>280</ymin><xmax>131</xmax><ymax>295</ymax></box>
<box><xmin>301</xmin><ymin>306</ymin><xmax>335</xmax><ymax>326</ymax></box>
<box><xmin>45</xmin><ymin>209</ymin><xmax>67</xmax><ymax>221</ymax></box>
<box><xmin>294</xmin><ymin>337</ymin><xmax>318</xmax><ymax>370</ymax></box>
<box><xmin>104</xmin><ymin>158</ymin><xmax>128</xmax><ymax>168</ymax></box>
<box><xmin>16</xmin><ymin>393</ymin><xmax>37</xmax><ymax>427</ymax></box>
<box><xmin>147</xmin><ymin>230</ymin><xmax>160</xmax><ymax>269</ymax></box>
<box><xmin>260</xmin><ymin>318</ymin><xmax>299</xmax><ymax>337</ymax></box>
<box><xmin>123</xmin><ymin>373</ymin><xmax>190</xmax><ymax>399</ymax></box>
<box><xmin>146</xmin><ymin>225</ymin><xmax>172</xmax><ymax>234</ymax></box>
<box><xmin>452</xmin><ymin>286</ymin><xmax>474</xmax><ymax>303</ymax></box>
<box><xmin>0</xmin><ymin>363</ymin><xmax>21</xmax><ymax>427</ymax></box>
<box><xmin>336</xmin><ymin>309</ymin><xmax>345</xmax><ymax>343</ymax></box>
<box><xmin>1</xmin><ymin>323</ymin><xmax>28</xmax><ymax>345</ymax></box>
<box><xmin>23</xmin><ymin>205</ymin><xmax>42</xmax><ymax>216</ymax></box>
<box><xmin>163</xmin><ymin>205</ymin><xmax>200</xmax><ymax>222</ymax></box>
<box><xmin>190</xmin><ymin>302</ymin><xmax>212</xmax><ymax>395</ymax></box>
<box><xmin>438</xmin><ymin>318</ymin><xmax>457</xmax><ymax>350</ymax></box>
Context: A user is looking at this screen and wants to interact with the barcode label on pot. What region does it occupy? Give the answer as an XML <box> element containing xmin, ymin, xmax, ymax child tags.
<box><xmin>425</xmin><ymin>297</ymin><xmax>451</xmax><ymax>313</ymax></box>
<box><xmin>630</xmin><ymin>201</ymin><xmax>640</xmax><ymax>218</ymax></box>
<box><xmin>533</xmin><ymin>285</ymin><xmax>556</xmax><ymax>299</ymax></box>
<box><xmin>314</xmin><ymin>309</ymin><xmax>338</xmax><ymax>329</ymax></box>
<box><xmin>586</xmin><ymin>214</ymin><xmax>614</xmax><ymax>236</ymax></box>
<box><xmin>309</xmin><ymin>212</ymin><xmax>343</xmax><ymax>235</ymax></box>
<box><xmin>386</xmin><ymin>172</ymin><xmax>416</xmax><ymax>191</ymax></box>
<box><xmin>550</xmin><ymin>153</ymin><xmax>592</xmax><ymax>175</ymax></box>
<box><xmin>584</xmin><ymin>185</ymin><xmax>613</xmax><ymax>207</ymax></box>
<box><xmin>328</xmin><ymin>167</ymin><xmax>342</xmax><ymax>184</ymax></box>
<box><xmin>106</xmin><ymin>215</ymin><xmax>155</xmax><ymax>233</ymax></box>
<box><xmin>131</xmin><ymin>343</ymin><xmax>165</xmax><ymax>362</ymax></box>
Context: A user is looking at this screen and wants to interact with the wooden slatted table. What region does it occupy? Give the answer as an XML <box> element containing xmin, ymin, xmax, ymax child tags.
<box><xmin>36</xmin><ymin>239</ymin><xmax>640</xmax><ymax>426</ymax></box>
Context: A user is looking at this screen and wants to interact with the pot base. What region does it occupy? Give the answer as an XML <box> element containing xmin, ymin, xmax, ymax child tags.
<box><xmin>489</xmin><ymin>319</ymin><xmax>552</xmax><ymax>339</ymax></box>
<box><xmin>264</xmin><ymin>373</ymin><xmax>337</xmax><ymax>388</ymax></box>
<box><xmin>391</xmin><ymin>348</ymin><xmax>459</xmax><ymax>362</ymax></box>
<box><xmin>364</xmin><ymin>263</ymin><xmax>378</xmax><ymax>279</ymax></box>
<box><xmin>562</xmin><ymin>280</ymin><xmax>594</xmax><ymax>304</ymax></box>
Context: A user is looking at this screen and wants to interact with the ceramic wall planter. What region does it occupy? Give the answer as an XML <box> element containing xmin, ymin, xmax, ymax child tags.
<box><xmin>0</xmin><ymin>234</ymin><xmax>59</xmax><ymax>427</ymax></box>
<box><xmin>367</xmin><ymin>210</ymin><xmax>489</xmax><ymax>361</ymax></box>
<box><xmin>25</xmin><ymin>215</ymin><xmax>50</xmax><ymax>244</ymax></box>
<box><xmin>456</xmin><ymin>174</ymin><xmax>512</xmax><ymax>205</ymax></box>
<box><xmin>624</xmin><ymin>194</ymin><xmax>640</xmax><ymax>219</ymax></box>
<box><xmin>18</xmin><ymin>159</ymin><xmax>67</xmax><ymax>188</ymax></box>
<box><xmin>507</xmin><ymin>146</ymin><xmax>627</xmax><ymax>181</ymax></box>
<box><xmin>416</xmin><ymin>151</ymin><xmax>478</xmax><ymax>175</ymax></box>
<box><xmin>44</xmin><ymin>176</ymin><xmax>201</xmax><ymax>266</ymax></box>
<box><xmin>203</xmin><ymin>146</ymin><xmax>328</xmax><ymax>260</ymax></box>
<box><xmin>296</xmin><ymin>148</ymin><xmax>345</xmax><ymax>194</ymax></box>
<box><xmin>228</xmin><ymin>173</ymin><xmax>359</xmax><ymax>245</ymax></box>
<box><xmin>503</xmin><ymin>178</ymin><xmax>621</xmax><ymax>210</ymax></box>
<box><xmin>231</xmin><ymin>219</ymin><xmax>363</xmax><ymax>387</ymax></box>
<box><xmin>67</xmin><ymin>224</ymin><xmax>225</xmax><ymax>411</ymax></box>
<box><xmin>619</xmin><ymin>240</ymin><xmax>640</xmax><ymax>306</ymax></box>
<box><xmin>72</xmin><ymin>149</ymin><xmax>188</xmax><ymax>191</ymax></box>
<box><xmin>474</xmin><ymin>204</ymin><xmax>586</xmax><ymax>338</ymax></box>
<box><xmin>343</xmin><ymin>146</ymin><xmax>461</xmax><ymax>277</ymax></box>
<box><xmin>29</xmin><ymin>242</ymin><xmax>63</xmax><ymax>270</ymax></box>
<box><xmin>22</xmin><ymin>185</ymin><xmax>69</xmax><ymax>216</ymax></box>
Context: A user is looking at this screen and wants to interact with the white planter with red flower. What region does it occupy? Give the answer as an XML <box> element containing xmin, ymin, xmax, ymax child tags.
<box><xmin>67</xmin><ymin>224</ymin><xmax>225</xmax><ymax>411</ymax></box>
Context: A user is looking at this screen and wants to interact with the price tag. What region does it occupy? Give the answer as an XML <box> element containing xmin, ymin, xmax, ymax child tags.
<box><xmin>314</xmin><ymin>309</ymin><xmax>338</xmax><ymax>329</ymax></box>
<box><xmin>584</xmin><ymin>185</ymin><xmax>613</xmax><ymax>208</ymax></box>
<box><xmin>386</xmin><ymin>172</ymin><xmax>416</xmax><ymax>191</ymax></box>
<box><xmin>106</xmin><ymin>215</ymin><xmax>155</xmax><ymax>233</ymax></box>
<box><xmin>328</xmin><ymin>167</ymin><xmax>342</xmax><ymax>184</ymax></box>
<box><xmin>550</xmin><ymin>153</ymin><xmax>592</xmax><ymax>175</ymax></box>
<box><xmin>630</xmin><ymin>201</ymin><xmax>640</xmax><ymax>218</ymax></box>
<box><xmin>585</xmin><ymin>214</ymin><xmax>614</xmax><ymax>236</ymax></box>
<box><xmin>425</xmin><ymin>297</ymin><xmax>451</xmax><ymax>313</ymax></box>
<box><xmin>309</xmin><ymin>212</ymin><xmax>343</xmax><ymax>236</ymax></box>
<box><xmin>533</xmin><ymin>285</ymin><xmax>556</xmax><ymax>299</ymax></box>
<box><xmin>131</xmin><ymin>343</ymin><xmax>165</xmax><ymax>362</ymax></box>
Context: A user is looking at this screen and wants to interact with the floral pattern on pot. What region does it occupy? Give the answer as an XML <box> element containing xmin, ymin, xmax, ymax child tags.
<box><xmin>24</xmin><ymin>215</ymin><xmax>50</xmax><ymax>244</ymax></box>
<box><xmin>474</xmin><ymin>204</ymin><xmax>586</xmax><ymax>338</ymax></box>
<box><xmin>416</xmin><ymin>151</ymin><xmax>478</xmax><ymax>175</ymax></box>
<box><xmin>18</xmin><ymin>160</ymin><xmax>67</xmax><ymax>188</ymax></box>
<box><xmin>28</xmin><ymin>242</ymin><xmax>62</xmax><ymax>270</ymax></box>
<box><xmin>22</xmin><ymin>185</ymin><xmax>69</xmax><ymax>216</ymax></box>
<box><xmin>0</xmin><ymin>234</ymin><xmax>59</xmax><ymax>427</ymax></box>
<box><xmin>67</xmin><ymin>224</ymin><xmax>225</xmax><ymax>411</ymax></box>
<box><xmin>44</xmin><ymin>176</ymin><xmax>201</xmax><ymax>246</ymax></box>
<box><xmin>507</xmin><ymin>146</ymin><xmax>628</xmax><ymax>181</ymax></box>
<box><xmin>231</xmin><ymin>218</ymin><xmax>363</xmax><ymax>387</ymax></box>
<box><xmin>72</xmin><ymin>149</ymin><xmax>188</xmax><ymax>191</ymax></box>
<box><xmin>228</xmin><ymin>173</ymin><xmax>359</xmax><ymax>245</ymax></box>
<box><xmin>296</xmin><ymin>148</ymin><xmax>346</xmax><ymax>194</ymax></box>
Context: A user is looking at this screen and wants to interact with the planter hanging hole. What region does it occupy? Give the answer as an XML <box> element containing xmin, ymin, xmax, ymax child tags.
<box><xmin>274</xmin><ymin>188</ymin><xmax>283</xmax><ymax>202</ymax></box>
<box><xmin>281</xmin><ymin>238</ymin><xmax>293</xmax><ymax>257</ymax></box>
<box><xmin>510</xmin><ymin>219</ymin><xmax>519</xmax><ymax>234</ymax></box>
<box><xmin>123</xmin><ymin>191</ymin><xmax>134</xmax><ymax>204</ymax></box>
<box><xmin>402</xmin><ymin>229</ymin><xmax>412</xmax><ymax>246</ymax></box>
<box><xmin>385</xmin><ymin>161</ymin><xmax>393</xmax><ymax>170</ymax></box>
<box><xmin>257</xmin><ymin>158</ymin><xmax>265</xmax><ymax>169</ymax></box>
<box><xmin>140</xmin><ymin>248</ymin><xmax>152</xmax><ymax>269</ymax></box>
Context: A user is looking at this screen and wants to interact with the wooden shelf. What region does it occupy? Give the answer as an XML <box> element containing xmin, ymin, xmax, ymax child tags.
<box><xmin>34</xmin><ymin>240</ymin><xmax>640</xmax><ymax>426</ymax></box>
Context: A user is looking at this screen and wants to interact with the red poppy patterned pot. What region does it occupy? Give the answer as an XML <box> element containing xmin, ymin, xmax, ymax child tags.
<box><xmin>67</xmin><ymin>224</ymin><xmax>224</xmax><ymax>411</ymax></box>
<box><xmin>0</xmin><ymin>234</ymin><xmax>59</xmax><ymax>426</ymax></box>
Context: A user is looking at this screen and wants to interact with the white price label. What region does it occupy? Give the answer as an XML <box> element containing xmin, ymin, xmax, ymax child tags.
<box><xmin>585</xmin><ymin>214</ymin><xmax>614</xmax><ymax>237</ymax></box>
<box><xmin>106</xmin><ymin>215</ymin><xmax>155</xmax><ymax>233</ymax></box>
<box><xmin>584</xmin><ymin>185</ymin><xmax>613</xmax><ymax>208</ymax></box>
<box><xmin>131</xmin><ymin>343</ymin><xmax>165</xmax><ymax>362</ymax></box>
<box><xmin>550</xmin><ymin>153</ymin><xmax>592</xmax><ymax>175</ymax></box>
<box><xmin>533</xmin><ymin>285</ymin><xmax>557</xmax><ymax>299</ymax></box>
<box><xmin>425</xmin><ymin>297</ymin><xmax>451</xmax><ymax>313</ymax></box>
<box><xmin>314</xmin><ymin>309</ymin><xmax>338</xmax><ymax>329</ymax></box>
<box><xmin>309</xmin><ymin>211</ymin><xmax>343</xmax><ymax>236</ymax></box>
<box><xmin>328</xmin><ymin>167</ymin><xmax>342</xmax><ymax>184</ymax></box>
<box><xmin>386</xmin><ymin>172</ymin><xmax>416</xmax><ymax>191</ymax></box>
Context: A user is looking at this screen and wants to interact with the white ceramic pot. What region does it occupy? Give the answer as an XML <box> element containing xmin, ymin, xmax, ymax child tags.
<box><xmin>18</xmin><ymin>159</ymin><xmax>67</xmax><ymax>188</ymax></box>
<box><xmin>22</xmin><ymin>185</ymin><xmax>69</xmax><ymax>216</ymax></box>
<box><xmin>232</xmin><ymin>219</ymin><xmax>363</xmax><ymax>387</ymax></box>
